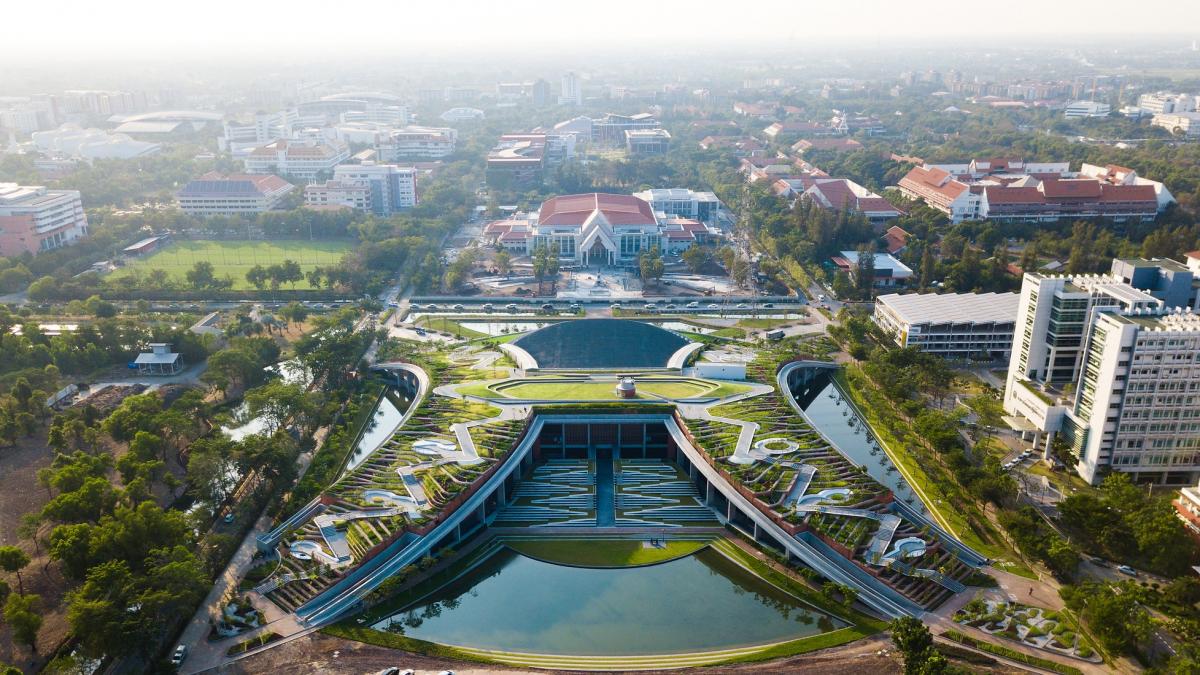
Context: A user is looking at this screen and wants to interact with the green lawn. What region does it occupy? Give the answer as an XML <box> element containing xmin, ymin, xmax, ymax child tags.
<box><xmin>504</xmin><ymin>538</ymin><xmax>709</xmax><ymax>567</ymax></box>
<box><xmin>494</xmin><ymin>379</ymin><xmax>732</xmax><ymax>400</ymax></box>
<box><xmin>736</xmin><ymin>318</ymin><xmax>792</xmax><ymax>329</ymax></box>
<box><xmin>415</xmin><ymin>316</ymin><xmax>490</xmax><ymax>339</ymax></box>
<box><xmin>110</xmin><ymin>240</ymin><xmax>352</xmax><ymax>290</ymax></box>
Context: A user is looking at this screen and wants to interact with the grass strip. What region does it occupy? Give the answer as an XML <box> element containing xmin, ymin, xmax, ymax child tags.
<box><xmin>942</xmin><ymin>629</ymin><xmax>1083</xmax><ymax>675</ymax></box>
<box><xmin>836</xmin><ymin>367</ymin><xmax>1037</xmax><ymax>579</ymax></box>
<box><xmin>226</xmin><ymin>632</ymin><xmax>282</xmax><ymax>656</ymax></box>
<box><xmin>322</xmin><ymin>624</ymin><xmax>500</xmax><ymax>665</ymax></box>
<box><xmin>716</xmin><ymin>625</ymin><xmax>879</xmax><ymax>665</ymax></box>
<box><xmin>503</xmin><ymin>538</ymin><xmax>708</xmax><ymax>567</ymax></box>
<box><xmin>709</xmin><ymin>538</ymin><xmax>887</xmax><ymax>633</ymax></box>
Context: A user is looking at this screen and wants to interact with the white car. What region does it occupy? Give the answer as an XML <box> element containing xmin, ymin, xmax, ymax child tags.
<box><xmin>686</xmin><ymin>301</ymin><xmax>699</xmax><ymax>308</ymax></box>
<box><xmin>170</xmin><ymin>645</ymin><xmax>187</xmax><ymax>666</ymax></box>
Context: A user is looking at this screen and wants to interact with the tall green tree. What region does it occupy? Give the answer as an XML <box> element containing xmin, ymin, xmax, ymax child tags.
<box><xmin>0</xmin><ymin>546</ymin><xmax>30</xmax><ymax>595</ymax></box>
<box><xmin>4</xmin><ymin>593</ymin><xmax>42</xmax><ymax>653</ymax></box>
<box><xmin>890</xmin><ymin>616</ymin><xmax>948</xmax><ymax>674</ymax></box>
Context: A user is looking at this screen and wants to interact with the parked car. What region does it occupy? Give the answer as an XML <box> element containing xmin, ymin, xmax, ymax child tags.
<box><xmin>505</xmin><ymin>303</ymin><xmax>519</xmax><ymax>311</ymax></box>
<box><xmin>410</xmin><ymin>303</ymin><xmax>422</xmax><ymax>311</ymax></box>
<box><xmin>414</xmin><ymin>328</ymin><xmax>426</xmax><ymax>336</ymax></box>
<box><xmin>541</xmin><ymin>303</ymin><xmax>555</xmax><ymax>312</ymax></box>
<box><xmin>762</xmin><ymin>302</ymin><xmax>774</xmax><ymax>308</ymax></box>
<box><xmin>707</xmin><ymin>303</ymin><xmax>719</xmax><ymax>309</ymax></box>
<box><xmin>1117</xmin><ymin>565</ymin><xmax>1138</xmax><ymax>576</ymax></box>
<box><xmin>223</xmin><ymin>513</ymin><xmax>235</xmax><ymax>524</ymax></box>
<box><xmin>1089</xmin><ymin>556</ymin><xmax>1110</xmax><ymax>568</ymax></box>
<box><xmin>426</xmin><ymin>303</ymin><xmax>440</xmax><ymax>311</ymax></box>
<box><xmin>664</xmin><ymin>303</ymin><xmax>676</xmax><ymax>310</ymax></box>
<box><xmin>686</xmin><ymin>301</ymin><xmax>699</xmax><ymax>308</ymax></box>
<box><xmin>736</xmin><ymin>303</ymin><xmax>748</xmax><ymax>309</ymax></box>
<box><xmin>482</xmin><ymin>303</ymin><xmax>493</xmax><ymax>312</ymax></box>
<box><xmin>170</xmin><ymin>645</ymin><xmax>188</xmax><ymax>666</ymax></box>
<box><xmin>452</xmin><ymin>304</ymin><xmax>465</xmax><ymax>311</ymax></box>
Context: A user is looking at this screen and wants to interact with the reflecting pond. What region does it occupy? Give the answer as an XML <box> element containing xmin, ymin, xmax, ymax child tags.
<box><xmin>370</xmin><ymin>547</ymin><xmax>844</xmax><ymax>655</ymax></box>
<box><xmin>345</xmin><ymin>394</ymin><xmax>411</xmax><ymax>472</ymax></box>
<box><xmin>792</xmin><ymin>368</ymin><xmax>926</xmax><ymax>512</ymax></box>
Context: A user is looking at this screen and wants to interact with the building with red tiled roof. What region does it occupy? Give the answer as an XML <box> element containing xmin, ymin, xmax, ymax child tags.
<box><xmin>897</xmin><ymin>165</ymin><xmax>979</xmax><ymax>221</ymax></box>
<box><xmin>791</xmin><ymin>137</ymin><xmax>863</xmax><ymax>154</ymax></box>
<box><xmin>482</xmin><ymin>192</ymin><xmax>721</xmax><ymax>264</ymax></box>
<box><xmin>178</xmin><ymin>172</ymin><xmax>295</xmax><ymax>216</ymax></box>
<box><xmin>241</xmin><ymin>139</ymin><xmax>350</xmax><ymax>180</ymax></box>
<box><xmin>883</xmin><ymin>226</ymin><xmax>911</xmax><ymax>255</ymax></box>
<box><xmin>699</xmin><ymin>135</ymin><xmax>766</xmax><ymax>156</ymax></box>
<box><xmin>802</xmin><ymin>178</ymin><xmax>904</xmax><ymax>224</ymax></box>
<box><xmin>898</xmin><ymin>160</ymin><xmax>1172</xmax><ymax>223</ymax></box>
<box><xmin>762</xmin><ymin>121</ymin><xmax>831</xmax><ymax>141</ymax></box>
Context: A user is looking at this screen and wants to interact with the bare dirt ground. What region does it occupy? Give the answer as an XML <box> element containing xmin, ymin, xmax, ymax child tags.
<box><xmin>0</xmin><ymin>427</ymin><xmax>75</xmax><ymax>670</ymax></box>
<box><xmin>223</xmin><ymin>633</ymin><xmax>908</xmax><ymax>675</ymax></box>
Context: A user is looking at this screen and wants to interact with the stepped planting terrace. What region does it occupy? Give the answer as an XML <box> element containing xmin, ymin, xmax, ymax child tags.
<box><xmin>230</xmin><ymin>320</ymin><xmax>989</xmax><ymax>671</ymax></box>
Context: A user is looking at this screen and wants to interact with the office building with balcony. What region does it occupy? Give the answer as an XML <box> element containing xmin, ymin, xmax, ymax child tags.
<box><xmin>1003</xmin><ymin>258</ymin><xmax>1200</xmax><ymax>485</ymax></box>
<box><xmin>632</xmin><ymin>188</ymin><xmax>725</xmax><ymax>224</ymax></box>
<box><xmin>0</xmin><ymin>183</ymin><xmax>89</xmax><ymax>256</ymax></box>
<box><xmin>318</xmin><ymin>163</ymin><xmax>416</xmax><ymax>215</ymax></box>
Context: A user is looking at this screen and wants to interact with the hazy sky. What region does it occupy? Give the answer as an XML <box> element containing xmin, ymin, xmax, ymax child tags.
<box><xmin>3</xmin><ymin>0</ymin><xmax>1199</xmax><ymax>60</ymax></box>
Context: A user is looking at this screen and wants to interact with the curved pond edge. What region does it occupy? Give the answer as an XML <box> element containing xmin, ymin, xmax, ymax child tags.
<box><xmin>500</xmin><ymin>538</ymin><xmax>712</xmax><ymax>570</ymax></box>
<box><xmin>778</xmin><ymin>362</ymin><xmax>932</xmax><ymax>515</ymax></box>
<box><xmin>324</xmin><ymin>620</ymin><xmax>877</xmax><ymax>671</ymax></box>
<box><xmin>341</xmin><ymin>535</ymin><xmax>865</xmax><ymax>668</ymax></box>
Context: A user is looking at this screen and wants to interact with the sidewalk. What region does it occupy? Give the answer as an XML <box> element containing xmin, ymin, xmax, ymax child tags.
<box><xmin>178</xmin><ymin>426</ymin><xmax>328</xmax><ymax>675</ymax></box>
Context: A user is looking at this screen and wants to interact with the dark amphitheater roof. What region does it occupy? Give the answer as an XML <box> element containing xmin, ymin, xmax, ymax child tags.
<box><xmin>513</xmin><ymin>319</ymin><xmax>688</xmax><ymax>369</ymax></box>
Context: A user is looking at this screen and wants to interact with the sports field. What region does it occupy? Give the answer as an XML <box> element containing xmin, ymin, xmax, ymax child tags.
<box><xmin>110</xmin><ymin>240</ymin><xmax>353</xmax><ymax>290</ymax></box>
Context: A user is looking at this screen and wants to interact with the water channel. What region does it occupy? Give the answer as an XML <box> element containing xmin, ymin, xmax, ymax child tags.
<box><xmin>791</xmin><ymin>368</ymin><xmax>927</xmax><ymax>513</ymax></box>
<box><xmin>370</xmin><ymin>547</ymin><xmax>844</xmax><ymax>655</ymax></box>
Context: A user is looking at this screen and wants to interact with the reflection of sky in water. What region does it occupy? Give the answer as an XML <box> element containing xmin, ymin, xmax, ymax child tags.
<box><xmin>372</xmin><ymin>548</ymin><xmax>843</xmax><ymax>655</ymax></box>
<box><xmin>794</xmin><ymin>369</ymin><xmax>926</xmax><ymax>512</ymax></box>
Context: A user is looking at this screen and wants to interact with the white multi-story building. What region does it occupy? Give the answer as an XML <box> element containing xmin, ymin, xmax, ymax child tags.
<box><xmin>625</xmin><ymin>128</ymin><xmax>671</xmax><ymax>155</ymax></box>
<box><xmin>332</xmin><ymin>163</ymin><xmax>416</xmax><ymax>214</ymax></box>
<box><xmin>1137</xmin><ymin>92</ymin><xmax>1197</xmax><ymax>115</ymax></box>
<box><xmin>31</xmin><ymin>124</ymin><xmax>161</xmax><ymax>160</ymax></box>
<box><xmin>241</xmin><ymin>139</ymin><xmax>350</xmax><ymax>181</ymax></box>
<box><xmin>177</xmin><ymin>172</ymin><xmax>295</xmax><ymax>216</ymax></box>
<box><xmin>1063</xmin><ymin>101</ymin><xmax>1111</xmax><ymax>118</ymax></box>
<box><xmin>376</xmin><ymin>126</ymin><xmax>457</xmax><ymax>160</ymax></box>
<box><xmin>1003</xmin><ymin>258</ymin><xmax>1200</xmax><ymax>485</ymax></box>
<box><xmin>1152</xmin><ymin>112</ymin><xmax>1200</xmax><ymax>138</ymax></box>
<box><xmin>559</xmin><ymin>72</ymin><xmax>582</xmax><ymax>106</ymax></box>
<box><xmin>341</xmin><ymin>105</ymin><xmax>410</xmax><ymax>126</ymax></box>
<box><xmin>0</xmin><ymin>183</ymin><xmax>89</xmax><ymax>256</ymax></box>
<box><xmin>874</xmin><ymin>292</ymin><xmax>1021</xmax><ymax>360</ymax></box>
<box><xmin>632</xmin><ymin>188</ymin><xmax>725</xmax><ymax>223</ymax></box>
<box><xmin>303</xmin><ymin>180</ymin><xmax>371</xmax><ymax>211</ymax></box>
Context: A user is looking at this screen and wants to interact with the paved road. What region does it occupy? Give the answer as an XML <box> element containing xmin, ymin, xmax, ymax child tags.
<box><xmin>178</xmin><ymin>425</ymin><xmax>329</xmax><ymax>674</ymax></box>
<box><xmin>179</xmin><ymin>273</ymin><xmax>409</xmax><ymax>673</ymax></box>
